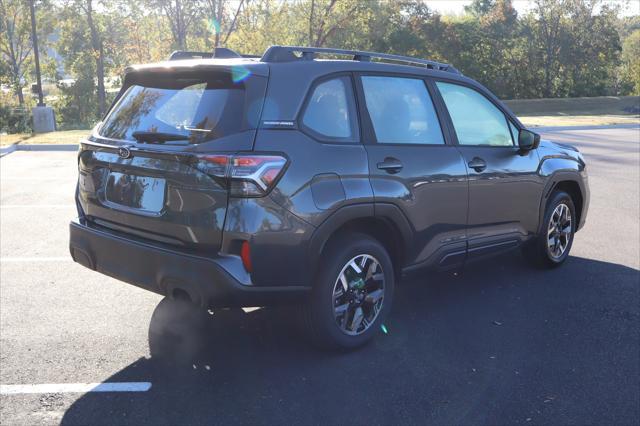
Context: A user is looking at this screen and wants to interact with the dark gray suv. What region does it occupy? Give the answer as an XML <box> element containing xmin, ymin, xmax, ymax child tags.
<box><xmin>69</xmin><ymin>46</ymin><xmax>589</xmax><ymax>349</ymax></box>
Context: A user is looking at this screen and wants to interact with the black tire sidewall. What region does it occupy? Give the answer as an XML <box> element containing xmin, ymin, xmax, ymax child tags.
<box><xmin>540</xmin><ymin>191</ymin><xmax>576</xmax><ymax>265</ymax></box>
<box><xmin>309</xmin><ymin>233</ymin><xmax>395</xmax><ymax>349</ymax></box>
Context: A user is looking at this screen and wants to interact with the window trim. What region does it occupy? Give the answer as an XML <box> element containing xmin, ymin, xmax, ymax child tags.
<box><xmin>431</xmin><ymin>77</ymin><xmax>522</xmax><ymax>149</ymax></box>
<box><xmin>296</xmin><ymin>72</ymin><xmax>361</xmax><ymax>144</ymax></box>
<box><xmin>354</xmin><ymin>72</ymin><xmax>450</xmax><ymax>147</ymax></box>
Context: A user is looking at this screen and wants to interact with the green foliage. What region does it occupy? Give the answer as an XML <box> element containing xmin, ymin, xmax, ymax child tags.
<box><xmin>621</xmin><ymin>30</ymin><xmax>640</xmax><ymax>95</ymax></box>
<box><xmin>0</xmin><ymin>103</ymin><xmax>30</xmax><ymax>133</ymax></box>
<box><xmin>52</xmin><ymin>66</ymin><xmax>96</xmax><ymax>128</ymax></box>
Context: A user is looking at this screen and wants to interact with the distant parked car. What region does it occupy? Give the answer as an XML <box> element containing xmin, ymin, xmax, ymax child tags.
<box><xmin>57</xmin><ymin>78</ymin><xmax>76</xmax><ymax>88</ymax></box>
<box><xmin>69</xmin><ymin>46</ymin><xmax>590</xmax><ymax>349</ymax></box>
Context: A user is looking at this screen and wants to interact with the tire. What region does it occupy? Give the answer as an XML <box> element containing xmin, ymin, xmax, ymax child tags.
<box><xmin>524</xmin><ymin>190</ymin><xmax>576</xmax><ymax>268</ymax></box>
<box><xmin>303</xmin><ymin>232</ymin><xmax>395</xmax><ymax>350</ymax></box>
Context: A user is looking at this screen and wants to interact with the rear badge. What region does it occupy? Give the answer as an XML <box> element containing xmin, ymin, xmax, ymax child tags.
<box><xmin>118</xmin><ymin>146</ymin><xmax>132</xmax><ymax>159</ymax></box>
<box><xmin>262</xmin><ymin>120</ymin><xmax>295</xmax><ymax>129</ymax></box>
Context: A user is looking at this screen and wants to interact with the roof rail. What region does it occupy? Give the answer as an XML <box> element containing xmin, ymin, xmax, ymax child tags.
<box><xmin>168</xmin><ymin>47</ymin><xmax>257</xmax><ymax>61</ymax></box>
<box><xmin>261</xmin><ymin>45</ymin><xmax>460</xmax><ymax>74</ymax></box>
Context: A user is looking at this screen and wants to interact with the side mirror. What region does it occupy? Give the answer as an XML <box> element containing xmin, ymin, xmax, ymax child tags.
<box><xmin>518</xmin><ymin>129</ymin><xmax>540</xmax><ymax>151</ymax></box>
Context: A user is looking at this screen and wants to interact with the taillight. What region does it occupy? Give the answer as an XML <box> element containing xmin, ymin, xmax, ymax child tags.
<box><xmin>196</xmin><ymin>154</ymin><xmax>287</xmax><ymax>197</ymax></box>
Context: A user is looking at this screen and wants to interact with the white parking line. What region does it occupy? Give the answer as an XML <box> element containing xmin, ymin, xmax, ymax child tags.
<box><xmin>0</xmin><ymin>204</ymin><xmax>75</xmax><ymax>208</ymax></box>
<box><xmin>0</xmin><ymin>257</ymin><xmax>71</xmax><ymax>262</ymax></box>
<box><xmin>0</xmin><ymin>177</ymin><xmax>75</xmax><ymax>181</ymax></box>
<box><xmin>0</xmin><ymin>382</ymin><xmax>152</xmax><ymax>394</ymax></box>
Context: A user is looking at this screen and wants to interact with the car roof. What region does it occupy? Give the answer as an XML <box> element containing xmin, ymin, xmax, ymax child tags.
<box><xmin>122</xmin><ymin>47</ymin><xmax>515</xmax><ymax>124</ymax></box>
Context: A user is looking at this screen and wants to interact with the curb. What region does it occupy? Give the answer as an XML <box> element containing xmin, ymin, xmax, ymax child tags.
<box><xmin>0</xmin><ymin>144</ymin><xmax>18</xmax><ymax>157</ymax></box>
<box><xmin>1</xmin><ymin>143</ymin><xmax>78</xmax><ymax>156</ymax></box>
<box><xmin>533</xmin><ymin>123</ymin><xmax>639</xmax><ymax>132</ymax></box>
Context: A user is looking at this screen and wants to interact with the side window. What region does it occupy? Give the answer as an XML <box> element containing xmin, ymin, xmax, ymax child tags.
<box><xmin>436</xmin><ymin>82</ymin><xmax>513</xmax><ymax>147</ymax></box>
<box><xmin>361</xmin><ymin>76</ymin><xmax>444</xmax><ymax>145</ymax></box>
<box><xmin>301</xmin><ymin>76</ymin><xmax>358</xmax><ymax>142</ymax></box>
<box><xmin>509</xmin><ymin>120</ymin><xmax>520</xmax><ymax>144</ymax></box>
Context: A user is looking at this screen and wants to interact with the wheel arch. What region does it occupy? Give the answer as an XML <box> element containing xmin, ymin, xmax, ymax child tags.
<box><xmin>308</xmin><ymin>203</ymin><xmax>412</xmax><ymax>283</ymax></box>
<box><xmin>539</xmin><ymin>172</ymin><xmax>586</xmax><ymax>233</ymax></box>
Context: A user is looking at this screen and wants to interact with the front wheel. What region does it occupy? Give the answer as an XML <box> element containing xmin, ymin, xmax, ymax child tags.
<box><xmin>303</xmin><ymin>233</ymin><xmax>395</xmax><ymax>350</ymax></box>
<box><xmin>524</xmin><ymin>190</ymin><xmax>576</xmax><ymax>268</ymax></box>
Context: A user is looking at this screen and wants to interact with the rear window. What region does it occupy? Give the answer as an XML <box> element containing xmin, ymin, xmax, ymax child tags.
<box><xmin>99</xmin><ymin>72</ymin><xmax>264</xmax><ymax>144</ymax></box>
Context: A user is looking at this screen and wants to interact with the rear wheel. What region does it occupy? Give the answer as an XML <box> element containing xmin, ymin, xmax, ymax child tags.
<box><xmin>303</xmin><ymin>233</ymin><xmax>394</xmax><ymax>350</ymax></box>
<box><xmin>524</xmin><ymin>190</ymin><xmax>576</xmax><ymax>268</ymax></box>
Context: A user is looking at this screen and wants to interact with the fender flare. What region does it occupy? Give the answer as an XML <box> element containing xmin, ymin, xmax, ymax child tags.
<box><xmin>307</xmin><ymin>202</ymin><xmax>413</xmax><ymax>277</ymax></box>
<box><xmin>537</xmin><ymin>168</ymin><xmax>587</xmax><ymax>234</ymax></box>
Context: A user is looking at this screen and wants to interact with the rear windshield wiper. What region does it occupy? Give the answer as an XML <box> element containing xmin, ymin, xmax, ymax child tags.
<box><xmin>132</xmin><ymin>131</ymin><xmax>188</xmax><ymax>144</ymax></box>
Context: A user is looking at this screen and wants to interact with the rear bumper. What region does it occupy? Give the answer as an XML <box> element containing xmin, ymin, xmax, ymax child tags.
<box><xmin>69</xmin><ymin>219</ymin><xmax>310</xmax><ymax>308</ymax></box>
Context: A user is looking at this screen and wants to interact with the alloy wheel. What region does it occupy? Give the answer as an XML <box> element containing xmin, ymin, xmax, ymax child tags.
<box><xmin>331</xmin><ymin>254</ymin><xmax>385</xmax><ymax>336</ymax></box>
<box><xmin>547</xmin><ymin>203</ymin><xmax>572</xmax><ymax>259</ymax></box>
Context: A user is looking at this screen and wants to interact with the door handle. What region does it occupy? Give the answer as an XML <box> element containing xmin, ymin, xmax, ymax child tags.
<box><xmin>377</xmin><ymin>157</ymin><xmax>403</xmax><ymax>174</ymax></box>
<box><xmin>468</xmin><ymin>157</ymin><xmax>487</xmax><ymax>172</ymax></box>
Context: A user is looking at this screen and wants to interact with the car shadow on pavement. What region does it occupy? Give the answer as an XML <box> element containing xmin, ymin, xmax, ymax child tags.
<box><xmin>60</xmin><ymin>254</ymin><xmax>639</xmax><ymax>426</ymax></box>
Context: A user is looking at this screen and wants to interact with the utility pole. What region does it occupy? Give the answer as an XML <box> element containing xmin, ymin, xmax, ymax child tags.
<box><xmin>29</xmin><ymin>0</ymin><xmax>44</xmax><ymax>106</ymax></box>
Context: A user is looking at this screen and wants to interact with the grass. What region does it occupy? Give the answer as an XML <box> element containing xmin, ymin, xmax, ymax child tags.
<box><xmin>505</xmin><ymin>95</ymin><xmax>639</xmax><ymax>127</ymax></box>
<box><xmin>0</xmin><ymin>96</ymin><xmax>638</xmax><ymax>146</ymax></box>
<box><xmin>515</xmin><ymin>115</ymin><xmax>639</xmax><ymax>127</ymax></box>
<box><xmin>0</xmin><ymin>129</ymin><xmax>91</xmax><ymax>147</ymax></box>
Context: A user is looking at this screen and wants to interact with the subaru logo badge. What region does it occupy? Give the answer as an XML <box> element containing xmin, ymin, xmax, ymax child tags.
<box><xmin>118</xmin><ymin>146</ymin><xmax>131</xmax><ymax>159</ymax></box>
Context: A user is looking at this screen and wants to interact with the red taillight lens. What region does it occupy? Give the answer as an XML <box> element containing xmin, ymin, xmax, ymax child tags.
<box><xmin>240</xmin><ymin>241</ymin><xmax>252</xmax><ymax>273</ymax></box>
<box><xmin>197</xmin><ymin>154</ymin><xmax>287</xmax><ymax>197</ymax></box>
<box><xmin>198</xmin><ymin>155</ymin><xmax>229</xmax><ymax>177</ymax></box>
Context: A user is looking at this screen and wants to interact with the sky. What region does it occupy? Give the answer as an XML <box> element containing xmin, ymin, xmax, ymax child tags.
<box><xmin>424</xmin><ymin>0</ymin><xmax>640</xmax><ymax>17</ymax></box>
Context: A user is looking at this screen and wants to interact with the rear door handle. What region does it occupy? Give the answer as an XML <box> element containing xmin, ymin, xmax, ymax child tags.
<box><xmin>377</xmin><ymin>157</ymin><xmax>403</xmax><ymax>174</ymax></box>
<box><xmin>468</xmin><ymin>157</ymin><xmax>487</xmax><ymax>172</ymax></box>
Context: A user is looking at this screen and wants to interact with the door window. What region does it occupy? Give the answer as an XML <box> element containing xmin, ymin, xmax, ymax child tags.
<box><xmin>436</xmin><ymin>82</ymin><xmax>513</xmax><ymax>147</ymax></box>
<box><xmin>301</xmin><ymin>76</ymin><xmax>358</xmax><ymax>142</ymax></box>
<box><xmin>361</xmin><ymin>76</ymin><xmax>444</xmax><ymax>145</ymax></box>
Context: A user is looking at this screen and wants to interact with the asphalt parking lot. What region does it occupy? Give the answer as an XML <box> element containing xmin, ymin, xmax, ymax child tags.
<box><xmin>1</xmin><ymin>126</ymin><xmax>639</xmax><ymax>425</ymax></box>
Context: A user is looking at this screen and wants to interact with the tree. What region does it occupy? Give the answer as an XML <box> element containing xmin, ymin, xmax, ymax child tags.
<box><xmin>533</xmin><ymin>0</ymin><xmax>568</xmax><ymax>97</ymax></box>
<box><xmin>621</xmin><ymin>29</ymin><xmax>640</xmax><ymax>94</ymax></box>
<box><xmin>153</xmin><ymin>0</ymin><xmax>202</xmax><ymax>50</ymax></box>
<box><xmin>305</xmin><ymin>0</ymin><xmax>361</xmax><ymax>47</ymax></box>
<box><xmin>82</xmin><ymin>0</ymin><xmax>106</xmax><ymax>116</ymax></box>
<box><xmin>465</xmin><ymin>0</ymin><xmax>497</xmax><ymax>16</ymax></box>
<box><xmin>203</xmin><ymin>0</ymin><xmax>247</xmax><ymax>47</ymax></box>
<box><xmin>0</xmin><ymin>0</ymin><xmax>32</xmax><ymax>105</ymax></box>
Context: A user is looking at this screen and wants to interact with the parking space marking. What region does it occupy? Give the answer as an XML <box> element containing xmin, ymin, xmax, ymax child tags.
<box><xmin>0</xmin><ymin>257</ymin><xmax>71</xmax><ymax>262</ymax></box>
<box><xmin>0</xmin><ymin>205</ymin><xmax>75</xmax><ymax>209</ymax></box>
<box><xmin>0</xmin><ymin>382</ymin><xmax>152</xmax><ymax>394</ymax></box>
<box><xmin>0</xmin><ymin>177</ymin><xmax>75</xmax><ymax>181</ymax></box>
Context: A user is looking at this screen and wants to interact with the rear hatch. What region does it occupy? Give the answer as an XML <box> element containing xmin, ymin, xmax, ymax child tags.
<box><xmin>77</xmin><ymin>60</ymin><xmax>268</xmax><ymax>253</ymax></box>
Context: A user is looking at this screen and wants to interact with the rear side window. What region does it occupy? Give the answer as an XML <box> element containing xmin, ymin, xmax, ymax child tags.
<box><xmin>361</xmin><ymin>76</ymin><xmax>444</xmax><ymax>145</ymax></box>
<box><xmin>436</xmin><ymin>82</ymin><xmax>513</xmax><ymax>147</ymax></box>
<box><xmin>301</xmin><ymin>76</ymin><xmax>358</xmax><ymax>142</ymax></box>
<box><xmin>99</xmin><ymin>72</ymin><xmax>264</xmax><ymax>144</ymax></box>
